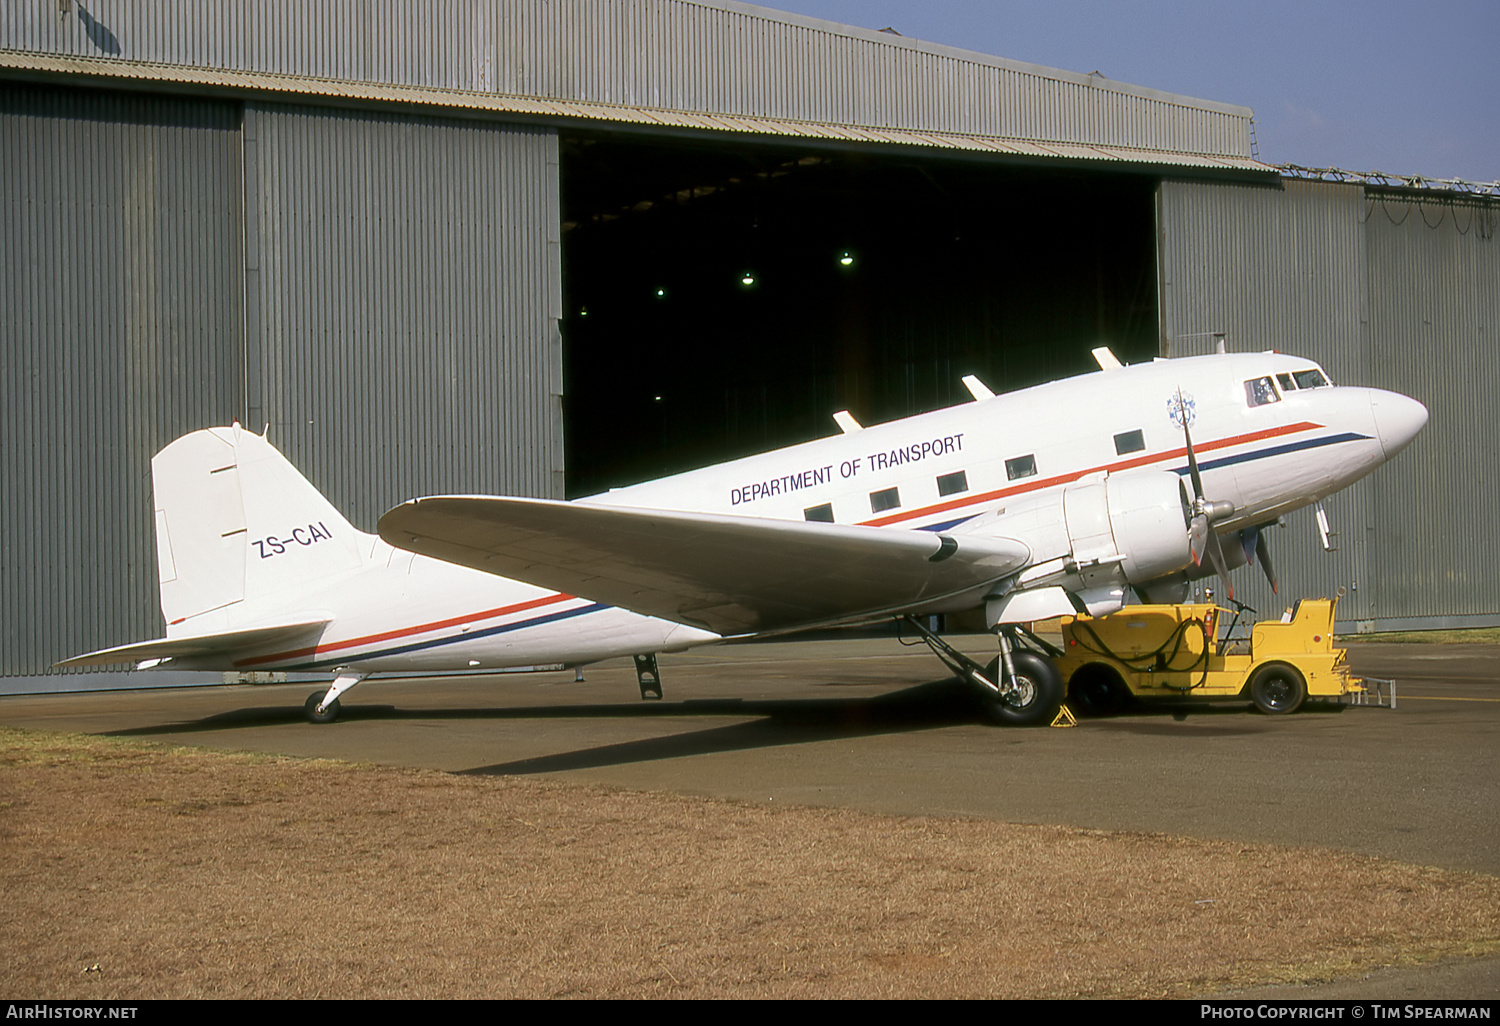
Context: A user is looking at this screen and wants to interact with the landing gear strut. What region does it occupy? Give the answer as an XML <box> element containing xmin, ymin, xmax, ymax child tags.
<box><xmin>304</xmin><ymin>669</ymin><xmax>366</xmax><ymax>724</ymax></box>
<box><xmin>905</xmin><ymin>617</ymin><xmax>1064</xmax><ymax>727</ymax></box>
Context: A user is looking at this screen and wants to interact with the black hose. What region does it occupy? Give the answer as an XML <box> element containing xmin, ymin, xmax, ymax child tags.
<box><xmin>1069</xmin><ymin>616</ymin><xmax>1212</xmax><ymax>691</ymax></box>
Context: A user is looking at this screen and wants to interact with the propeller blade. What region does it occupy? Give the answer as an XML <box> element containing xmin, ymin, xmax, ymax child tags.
<box><xmin>1189</xmin><ymin>514</ymin><xmax>1208</xmax><ymax>566</ymax></box>
<box><xmin>1255</xmin><ymin>528</ymin><xmax>1279</xmax><ymax>595</ymax></box>
<box><xmin>1205</xmin><ymin>529</ymin><xmax>1235</xmax><ymax>601</ymax></box>
<box><xmin>1177</xmin><ymin>387</ymin><xmax>1235</xmax><ymax>598</ymax></box>
<box><xmin>1177</xmin><ymin>389</ymin><xmax>1206</xmax><ymax>501</ymax></box>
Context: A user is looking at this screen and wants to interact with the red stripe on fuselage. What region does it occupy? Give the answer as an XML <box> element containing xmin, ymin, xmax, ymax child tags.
<box><xmin>234</xmin><ymin>591</ymin><xmax>576</xmax><ymax>668</ymax></box>
<box><xmin>858</xmin><ymin>421</ymin><xmax>1322</xmax><ymax>528</ymax></box>
<box><xmin>230</xmin><ymin>422</ymin><xmax>1322</xmax><ymax>666</ymax></box>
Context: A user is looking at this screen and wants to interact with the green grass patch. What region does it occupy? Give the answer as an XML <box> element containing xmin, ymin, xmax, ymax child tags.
<box><xmin>1341</xmin><ymin>627</ymin><xmax>1500</xmax><ymax>644</ymax></box>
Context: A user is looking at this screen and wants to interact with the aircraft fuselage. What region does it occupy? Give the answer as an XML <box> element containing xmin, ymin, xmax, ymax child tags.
<box><xmin>597</xmin><ymin>352</ymin><xmax>1424</xmax><ymax>541</ymax></box>
<box><xmin>96</xmin><ymin>351</ymin><xmax>1425</xmax><ymax>677</ymax></box>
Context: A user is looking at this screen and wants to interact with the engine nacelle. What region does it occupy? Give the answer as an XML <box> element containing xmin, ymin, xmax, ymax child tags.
<box><xmin>1064</xmin><ymin>470</ymin><xmax>1192</xmax><ymax>584</ymax></box>
<box><xmin>983</xmin><ymin>470</ymin><xmax>1192</xmax><ymax>625</ymax></box>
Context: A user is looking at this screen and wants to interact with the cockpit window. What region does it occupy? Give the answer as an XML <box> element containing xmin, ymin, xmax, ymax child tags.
<box><xmin>1276</xmin><ymin>373</ymin><xmax>1295</xmax><ymax>392</ymax></box>
<box><xmin>1293</xmin><ymin>368</ymin><xmax>1330</xmax><ymax>389</ymax></box>
<box><xmin>1245</xmin><ymin>376</ymin><xmax>1280</xmax><ymax>407</ymax></box>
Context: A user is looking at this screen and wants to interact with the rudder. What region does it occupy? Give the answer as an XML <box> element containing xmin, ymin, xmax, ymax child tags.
<box><xmin>152</xmin><ymin>426</ymin><xmax>369</xmax><ymax>634</ymax></box>
<box><xmin>152</xmin><ymin>429</ymin><xmax>248</xmax><ymax>630</ymax></box>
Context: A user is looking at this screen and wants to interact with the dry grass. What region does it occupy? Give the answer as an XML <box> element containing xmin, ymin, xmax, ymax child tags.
<box><xmin>2</xmin><ymin>727</ymin><xmax>1496</xmax><ymax>999</ymax></box>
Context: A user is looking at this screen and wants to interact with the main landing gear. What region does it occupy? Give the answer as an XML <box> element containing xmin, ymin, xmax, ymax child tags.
<box><xmin>304</xmin><ymin>669</ymin><xmax>366</xmax><ymax>724</ymax></box>
<box><xmin>905</xmin><ymin>617</ymin><xmax>1065</xmax><ymax>727</ymax></box>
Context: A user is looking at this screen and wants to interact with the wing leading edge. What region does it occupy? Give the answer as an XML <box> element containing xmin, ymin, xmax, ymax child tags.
<box><xmin>378</xmin><ymin>497</ymin><xmax>1030</xmax><ymax>636</ymax></box>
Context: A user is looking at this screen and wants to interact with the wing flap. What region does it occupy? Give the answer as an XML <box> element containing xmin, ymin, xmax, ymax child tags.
<box><xmin>378</xmin><ymin>497</ymin><xmax>1028</xmax><ymax>635</ymax></box>
<box><xmin>56</xmin><ymin>619</ymin><xmax>330</xmax><ymax>668</ymax></box>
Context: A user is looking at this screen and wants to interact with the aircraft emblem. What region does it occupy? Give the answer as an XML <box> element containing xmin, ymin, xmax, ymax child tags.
<box><xmin>1168</xmin><ymin>391</ymin><xmax>1197</xmax><ymax>429</ymax></box>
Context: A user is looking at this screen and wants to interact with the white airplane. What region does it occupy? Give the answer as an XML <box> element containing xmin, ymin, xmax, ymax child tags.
<box><xmin>64</xmin><ymin>348</ymin><xmax>1427</xmax><ymax>726</ymax></box>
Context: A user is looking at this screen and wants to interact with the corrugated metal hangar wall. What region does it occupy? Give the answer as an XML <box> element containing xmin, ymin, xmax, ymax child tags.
<box><xmin>1</xmin><ymin>0</ymin><xmax>1254</xmax><ymax>158</ymax></box>
<box><xmin>1</xmin><ymin>85</ymin><xmax>562</xmax><ymax>675</ymax></box>
<box><xmin>1160</xmin><ymin>179</ymin><xmax>1500</xmax><ymax>629</ymax></box>
<box><xmin>1</xmin><ymin>0</ymin><xmax>1491</xmax><ymax>675</ymax></box>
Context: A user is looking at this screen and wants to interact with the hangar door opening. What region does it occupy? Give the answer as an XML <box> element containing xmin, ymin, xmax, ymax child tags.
<box><xmin>560</xmin><ymin>135</ymin><xmax>1160</xmax><ymax>498</ymax></box>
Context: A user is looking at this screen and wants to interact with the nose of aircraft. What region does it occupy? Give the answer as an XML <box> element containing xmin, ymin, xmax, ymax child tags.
<box><xmin>1369</xmin><ymin>389</ymin><xmax>1429</xmax><ymax>460</ymax></box>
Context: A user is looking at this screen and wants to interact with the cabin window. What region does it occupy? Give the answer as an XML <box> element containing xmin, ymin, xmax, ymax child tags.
<box><xmin>936</xmin><ymin>470</ymin><xmax>969</xmax><ymax>496</ymax></box>
<box><xmin>870</xmin><ymin>486</ymin><xmax>900</xmax><ymax>513</ymax></box>
<box><xmin>1294</xmin><ymin>368</ymin><xmax>1330</xmax><ymax>389</ymax></box>
<box><xmin>1005</xmin><ymin>454</ymin><xmax>1037</xmax><ymax>481</ymax></box>
<box><xmin>869</xmin><ymin>487</ymin><xmax>901</xmax><ymax>513</ymax></box>
<box><xmin>1277</xmin><ymin>373</ymin><xmax>1296</xmax><ymax>392</ymax></box>
<box><xmin>1113</xmin><ymin>429</ymin><xmax>1145</xmax><ymax>455</ymax></box>
<box><xmin>803</xmin><ymin>503</ymin><xmax>834</xmax><ymax>522</ymax></box>
<box><xmin>1244</xmin><ymin>376</ymin><xmax>1280</xmax><ymax>407</ymax></box>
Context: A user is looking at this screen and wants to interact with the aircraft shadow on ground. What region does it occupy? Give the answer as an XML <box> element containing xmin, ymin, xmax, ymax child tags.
<box><xmin>101</xmin><ymin>677</ymin><xmax>985</xmax><ymax>744</ymax></box>
<box><xmin>460</xmin><ymin>693</ymin><xmax>1283</xmax><ymax>774</ymax></box>
<box><xmin>101</xmin><ymin>674</ymin><xmax>1285</xmax><ymax>771</ymax></box>
<box><xmin>459</xmin><ymin>680</ymin><xmax>993</xmax><ymax>775</ymax></box>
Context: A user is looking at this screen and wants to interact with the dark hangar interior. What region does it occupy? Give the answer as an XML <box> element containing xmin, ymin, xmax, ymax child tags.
<box><xmin>559</xmin><ymin>133</ymin><xmax>1162</xmax><ymax>496</ymax></box>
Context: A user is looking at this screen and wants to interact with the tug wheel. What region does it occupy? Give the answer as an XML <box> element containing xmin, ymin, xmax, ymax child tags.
<box><xmin>1248</xmin><ymin>663</ymin><xmax>1306</xmax><ymax>715</ymax></box>
<box><xmin>1068</xmin><ymin>664</ymin><xmax>1131</xmax><ymax>717</ymax></box>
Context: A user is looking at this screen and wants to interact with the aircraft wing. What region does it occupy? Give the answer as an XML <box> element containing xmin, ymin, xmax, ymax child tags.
<box><xmin>56</xmin><ymin>619</ymin><xmax>330</xmax><ymax>668</ymax></box>
<box><xmin>378</xmin><ymin>497</ymin><xmax>1030</xmax><ymax>636</ymax></box>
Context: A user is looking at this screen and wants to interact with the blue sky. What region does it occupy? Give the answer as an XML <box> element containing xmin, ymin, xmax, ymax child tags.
<box><xmin>767</xmin><ymin>1</ymin><xmax>1499</xmax><ymax>183</ymax></box>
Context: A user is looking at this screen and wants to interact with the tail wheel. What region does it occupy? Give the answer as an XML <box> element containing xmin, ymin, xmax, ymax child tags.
<box><xmin>1248</xmin><ymin>662</ymin><xmax>1306</xmax><ymax>715</ymax></box>
<box><xmin>981</xmin><ymin>651</ymin><xmax>1064</xmax><ymax>727</ymax></box>
<box><xmin>1068</xmin><ymin>663</ymin><xmax>1131</xmax><ymax>717</ymax></box>
<box><xmin>304</xmin><ymin>690</ymin><xmax>342</xmax><ymax>724</ymax></box>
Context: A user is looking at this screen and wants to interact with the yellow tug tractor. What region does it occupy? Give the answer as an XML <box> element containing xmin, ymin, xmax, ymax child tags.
<box><xmin>1053</xmin><ymin>595</ymin><xmax>1389</xmax><ymax>716</ymax></box>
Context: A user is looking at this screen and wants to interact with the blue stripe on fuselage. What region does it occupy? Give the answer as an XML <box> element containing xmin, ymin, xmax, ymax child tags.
<box><xmin>1174</xmin><ymin>432</ymin><xmax>1371</xmax><ymax>476</ymax></box>
<box><xmin>296</xmin><ymin>602</ymin><xmax>611</xmax><ymax>669</ymax></box>
<box><xmin>917</xmin><ymin>514</ymin><xmax>981</xmax><ymax>532</ymax></box>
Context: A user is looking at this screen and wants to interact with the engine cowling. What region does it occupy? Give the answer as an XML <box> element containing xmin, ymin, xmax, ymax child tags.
<box><xmin>1065</xmin><ymin>470</ymin><xmax>1192</xmax><ymax>584</ymax></box>
<box><xmin>982</xmin><ymin>470</ymin><xmax>1193</xmax><ymax>625</ymax></box>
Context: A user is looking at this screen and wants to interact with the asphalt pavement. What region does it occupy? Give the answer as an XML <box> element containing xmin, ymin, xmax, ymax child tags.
<box><xmin>3</xmin><ymin>635</ymin><xmax>1496</xmax><ymax>997</ymax></box>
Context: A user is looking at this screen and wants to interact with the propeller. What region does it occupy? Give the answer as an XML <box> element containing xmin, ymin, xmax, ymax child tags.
<box><xmin>1240</xmin><ymin>524</ymin><xmax>1279</xmax><ymax>595</ymax></box>
<box><xmin>1175</xmin><ymin>390</ymin><xmax>1237</xmax><ymax>599</ymax></box>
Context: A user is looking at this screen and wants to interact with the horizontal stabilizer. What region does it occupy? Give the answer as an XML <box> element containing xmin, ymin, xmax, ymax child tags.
<box><xmin>56</xmin><ymin>619</ymin><xmax>330</xmax><ymax>668</ymax></box>
<box><xmin>378</xmin><ymin>497</ymin><xmax>1029</xmax><ymax>636</ymax></box>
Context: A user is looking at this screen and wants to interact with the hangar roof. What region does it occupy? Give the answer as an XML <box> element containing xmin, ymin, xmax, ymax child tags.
<box><xmin>1</xmin><ymin>0</ymin><xmax>1271</xmax><ymax>175</ymax></box>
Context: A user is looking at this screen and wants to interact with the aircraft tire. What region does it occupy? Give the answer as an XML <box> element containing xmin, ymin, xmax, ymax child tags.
<box><xmin>304</xmin><ymin>690</ymin><xmax>342</xmax><ymax>724</ymax></box>
<box><xmin>1248</xmin><ymin>662</ymin><xmax>1306</xmax><ymax>715</ymax></box>
<box><xmin>1067</xmin><ymin>663</ymin><xmax>1131</xmax><ymax>717</ymax></box>
<box><xmin>981</xmin><ymin>652</ymin><xmax>1064</xmax><ymax>727</ymax></box>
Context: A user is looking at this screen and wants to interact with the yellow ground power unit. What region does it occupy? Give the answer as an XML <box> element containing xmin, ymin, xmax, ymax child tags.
<box><xmin>1054</xmin><ymin>597</ymin><xmax>1390</xmax><ymax>716</ymax></box>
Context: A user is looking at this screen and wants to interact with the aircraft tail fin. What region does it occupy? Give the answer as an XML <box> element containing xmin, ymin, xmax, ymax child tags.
<box><xmin>152</xmin><ymin>426</ymin><xmax>370</xmax><ymax>632</ymax></box>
